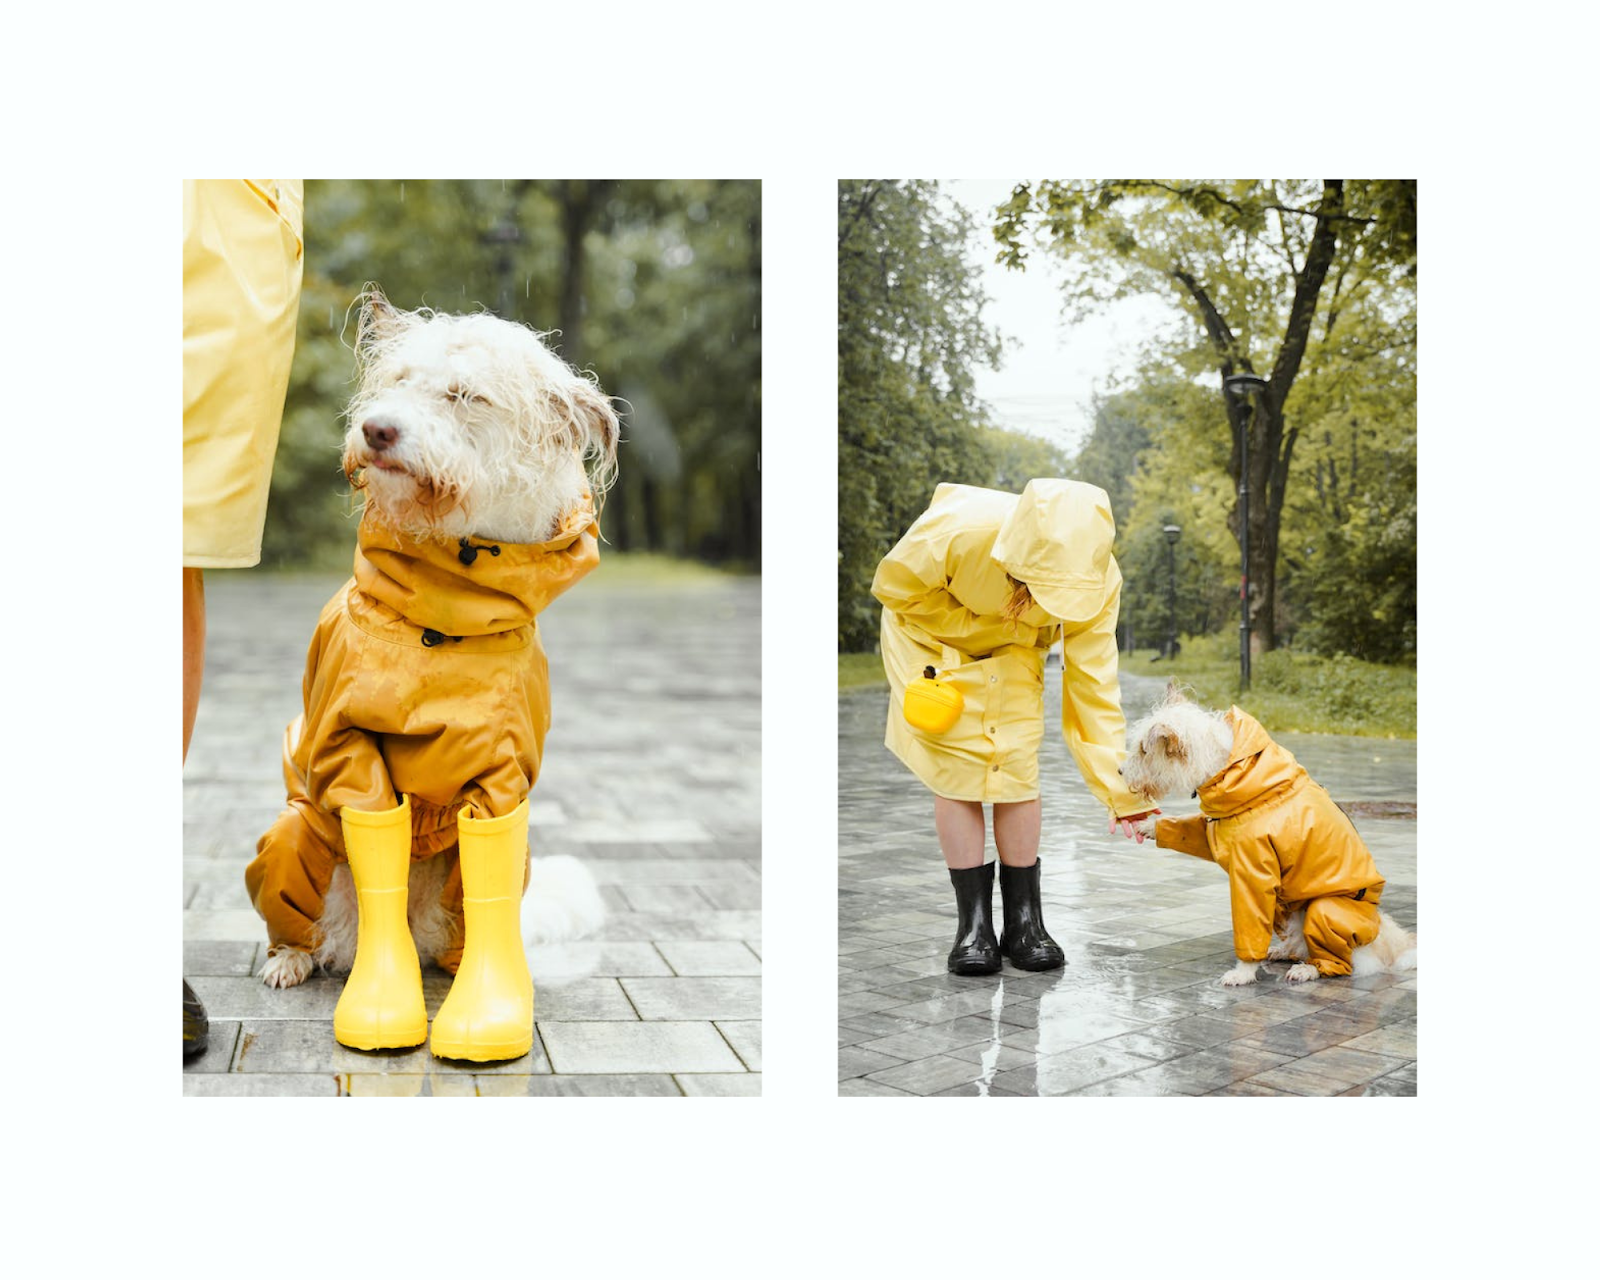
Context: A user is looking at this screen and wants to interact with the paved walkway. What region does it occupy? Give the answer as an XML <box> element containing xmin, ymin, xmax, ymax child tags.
<box><xmin>184</xmin><ymin>567</ymin><xmax>761</xmax><ymax>1096</ymax></box>
<box><xmin>839</xmin><ymin>663</ymin><xmax>1418</xmax><ymax>1096</ymax></box>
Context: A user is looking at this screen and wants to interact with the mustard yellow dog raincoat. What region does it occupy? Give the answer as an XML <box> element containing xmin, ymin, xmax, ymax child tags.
<box><xmin>872</xmin><ymin>481</ymin><xmax>1147</xmax><ymax>815</ymax></box>
<box><xmin>1153</xmin><ymin>708</ymin><xmax>1386</xmax><ymax>976</ymax></box>
<box><xmin>246</xmin><ymin>499</ymin><xmax>599</xmax><ymax>963</ymax></box>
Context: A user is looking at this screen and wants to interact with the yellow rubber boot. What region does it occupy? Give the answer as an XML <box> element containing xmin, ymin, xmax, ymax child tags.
<box><xmin>430</xmin><ymin>799</ymin><xmax>533</xmax><ymax>1061</ymax></box>
<box><xmin>333</xmin><ymin>797</ymin><xmax>427</xmax><ymax>1050</ymax></box>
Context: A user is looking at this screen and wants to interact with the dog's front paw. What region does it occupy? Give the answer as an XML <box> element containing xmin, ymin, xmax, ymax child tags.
<box><xmin>1219</xmin><ymin>962</ymin><xmax>1259</xmax><ymax>987</ymax></box>
<box><xmin>260</xmin><ymin>949</ymin><xmax>314</xmax><ymax>989</ymax></box>
<box><xmin>1282</xmin><ymin>963</ymin><xmax>1320</xmax><ymax>984</ymax></box>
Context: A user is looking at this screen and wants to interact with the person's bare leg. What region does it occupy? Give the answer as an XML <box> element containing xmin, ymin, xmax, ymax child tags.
<box><xmin>934</xmin><ymin>796</ymin><xmax>986</xmax><ymax>870</ymax></box>
<box><xmin>993</xmin><ymin>799</ymin><xmax>1041</xmax><ymax>867</ymax></box>
<box><xmin>183</xmin><ymin>567</ymin><xmax>205</xmax><ymax>762</ymax></box>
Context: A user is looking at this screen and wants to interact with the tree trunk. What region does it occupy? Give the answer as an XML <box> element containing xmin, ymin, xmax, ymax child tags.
<box><xmin>1174</xmin><ymin>180</ymin><xmax>1346</xmax><ymax>656</ymax></box>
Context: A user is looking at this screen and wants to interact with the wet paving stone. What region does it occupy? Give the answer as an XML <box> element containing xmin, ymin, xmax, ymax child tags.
<box><xmin>839</xmin><ymin>667</ymin><xmax>1418</xmax><ymax>1098</ymax></box>
<box><xmin>184</xmin><ymin>572</ymin><xmax>760</xmax><ymax>1097</ymax></box>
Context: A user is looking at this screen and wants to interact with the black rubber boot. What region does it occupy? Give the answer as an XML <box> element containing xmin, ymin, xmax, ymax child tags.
<box><xmin>183</xmin><ymin>979</ymin><xmax>209</xmax><ymax>1060</ymax></box>
<box><xmin>947</xmin><ymin>862</ymin><xmax>1002</xmax><ymax>975</ymax></box>
<box><xmin>998</xmin><ymin>860</ymin><xmax>1065</xmax><ymax>971</ymax></box>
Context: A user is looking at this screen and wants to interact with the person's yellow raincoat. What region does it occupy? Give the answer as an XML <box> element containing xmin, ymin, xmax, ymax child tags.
<box><xmin>1154</xmin><ymin>708</ymin><xmax>1386</xmax><ymax>975</ymax></box>
<box><xmin>872</xmin><ymin>481</ymin><xmax>1147</xmax><ymax>815</ymax></box>
<box><xmin>183</xmin><ymin>179</ymin><xmax>304</xmax><ymax>568</ymax></box>
<box><xmin>245</xmin><ymin>499</ymin><xmax>599</xmax><ymax>962</ymax></box>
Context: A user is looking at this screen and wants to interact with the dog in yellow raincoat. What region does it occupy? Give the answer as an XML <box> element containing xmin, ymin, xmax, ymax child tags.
<box><xmin>1121</xmin><ymin>688</ymin><xmax>1416</xmax><ymax>986</ymax></box>
<box><xmin>245</xmin><ymin>288</ymin><xmax>617</xmax><ymax>1060</ymax></box>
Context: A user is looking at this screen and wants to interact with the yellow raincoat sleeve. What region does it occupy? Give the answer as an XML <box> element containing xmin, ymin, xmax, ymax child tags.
<box><xmin>870</xmin><ymin>530</ymin><xmax>977</xmax><ymax>656</ymax></box>
<box><xmin>1154</xmin><ymin>815</ymin><xmax>1213</xmax><ymax>860</ymax></box>
<box><xmin>1059</xmin><ymin>577</ymin><xmax>1149</xmax><ymax>819</ymax></box>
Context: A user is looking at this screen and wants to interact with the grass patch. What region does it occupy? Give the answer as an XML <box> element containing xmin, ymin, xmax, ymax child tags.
<box><xmin>839</xmin><ymin>652</ymin><xmax>888</xmax><ymax>691</ymax></box>
<box><xmin>250</xmin><ymin>550</ymin><xmax>743</xmax><ymax>586</ymax></box>
<box><xmin>842</xmin><ymin>632</ymin><xmax>1416</xmax><ymax>739</ymax></box>
<box><xmin>588</xmin><ymin>552</ymin><xmax>745</xmax><ymax>585</ymax></box>
<box><xmin>1134</xmin><ymin>633</ymin><xmax>1415</xmax><ymax>739</ymax></box>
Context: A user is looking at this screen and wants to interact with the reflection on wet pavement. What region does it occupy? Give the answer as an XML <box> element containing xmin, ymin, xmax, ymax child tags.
<box><xmin>839</xmin><ymin>665</ymin><xmax>1417</xmax><ymax>1097</ymax></box>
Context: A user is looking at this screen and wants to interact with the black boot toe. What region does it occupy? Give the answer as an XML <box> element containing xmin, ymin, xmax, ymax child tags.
<box><xmin>946</xmin><ymin>862</ymin><xmax>1001</xmax><ymax>976</ymax></box>
<box><xmin>998</xmin><ymin>860</ymin><xmax>1066</xmax><ymax>972</ymax></box>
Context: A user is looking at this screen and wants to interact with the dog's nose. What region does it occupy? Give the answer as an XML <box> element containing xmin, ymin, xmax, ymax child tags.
<box><xmin>362</xmin><ymin>418</ymin><xmax>400</xmax><ymax>452</ymax></box>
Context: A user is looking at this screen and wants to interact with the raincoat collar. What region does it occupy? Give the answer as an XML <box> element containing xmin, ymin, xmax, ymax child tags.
<box><xmin>989</xmin><ymin>479</ymin><xmax>1116</xmax><ymax>623</ymax></box>
<box><xmin>1194</xmin><ymin>707</ymin><xmax>1299</xmax><ymax>820</ymax></box>
<box><xmin>352</xmin><ymin>496</ymin><xmax>600</xmax><ymax>637</ymax></box>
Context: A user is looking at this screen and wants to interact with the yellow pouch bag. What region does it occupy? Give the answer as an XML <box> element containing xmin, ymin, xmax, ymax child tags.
<box><xmin>904</xmin><ymin>665</ymin><xmax>964</xmax><ymax>734</ymax></box>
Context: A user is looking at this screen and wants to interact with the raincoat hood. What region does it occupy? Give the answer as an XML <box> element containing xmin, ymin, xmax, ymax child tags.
<box><xmin>990</xmin><ymin>479</ymin><xmax>1116</xmax><ymax>623</ymax></box>
<box><xmin>352</xmin><ymin>497</ymin><xmax>599</xmax><ymax>638</ymax></box>
<box><xmin>1195</xmin><ymin>707</ymin><xmax>1300</xmax><ymax>820</ymax></box>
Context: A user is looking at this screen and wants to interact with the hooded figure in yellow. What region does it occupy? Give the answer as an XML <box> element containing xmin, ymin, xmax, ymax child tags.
<box><xmin>1151</xmin><ymin>708</ymin><xmax>1387</xmax><ymax>978</ymax></box>
<box><xmin>245</xmin><ymin>496</ymin><xmax>598</xmax><ymax>1054</ymax></box>
<box><xmin>872</xmin><ymin>480</ymin><xmax>1155</xmax><ymax>975</ymax></box>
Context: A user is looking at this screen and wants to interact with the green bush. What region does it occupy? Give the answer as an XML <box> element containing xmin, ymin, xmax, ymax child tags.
<box><xmin>1131</xmin><ymin>633</ymin><xmax>1414</xmax><ymax>738</ymax></box>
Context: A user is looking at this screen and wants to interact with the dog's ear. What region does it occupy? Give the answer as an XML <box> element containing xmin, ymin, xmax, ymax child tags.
<box><xmin>1162</xmin><ymin>679</ymin><xmax>1187</xmax><ymax>707</ymax></box>
<box><xmin>563</xmin><ymin>376</ymin><xmax>620</xmax><ymax>493</ymax></box>
<box><xmin>355</xmin><ymin>285</ymin><xmax>407</xmax><ymax>357</ymax></box>
<box><xmin>1151</xmin><ymin>725</ymin><xmax>1188</xmax><ymax>762</ymax></box>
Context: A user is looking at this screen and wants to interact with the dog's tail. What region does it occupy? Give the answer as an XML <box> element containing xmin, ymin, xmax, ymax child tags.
<box><xmin>522</xmin><ymin>855</ymin><xmax>606</xmax><ymax>946</ymax></box>
<box><xmin>1355</xmin><ymin>910</ymin><xmax>1416</xmax><ymax>974</ymax></box>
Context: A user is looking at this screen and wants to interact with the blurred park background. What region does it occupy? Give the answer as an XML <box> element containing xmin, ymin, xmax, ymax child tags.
<box><xmin>260</xmin><ymin>179</ymin><xmax>761</xmax><ymax>572</ymax></box>
<box><xmin>838</xmin><ymin>179</ymin><xmax>1417</xmax><ymax>735</ymax></box>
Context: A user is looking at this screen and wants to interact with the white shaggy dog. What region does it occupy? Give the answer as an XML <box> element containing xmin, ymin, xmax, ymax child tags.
<box><xmin>256</xmin><ymin>287</ymin><xmax>613</xmax><ymax>989</ymax></box>
<box><xmin>342</xmin><ymin>288</ymin><xmax>617</xmax><ymax>544</ymax></box>
<box><xmin>1119</xmin><ymin>686</ymin><xmax>1416</xmax><ymax>988</ymax></box>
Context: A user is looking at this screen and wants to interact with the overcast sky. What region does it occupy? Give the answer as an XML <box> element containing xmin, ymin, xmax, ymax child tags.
<box><xmin>943</xmin><ymin>179</ymin><xmax>1181</xmax><ymax>457</ymax></box>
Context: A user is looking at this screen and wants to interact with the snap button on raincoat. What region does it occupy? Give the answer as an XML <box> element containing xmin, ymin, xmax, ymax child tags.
<box><xmin>183</xmin><ymin>179</ymin><xmax>304</xmax><ymax>568</ymax></box>
<box><xmin>245</xmin><ymin>499</ymin><xmax>599</xmax><ymax>957</ymax></box>
<box><xmin>872</xmin><ymin>481</ymin><xmax>1147</xmax><ymax>815</ymax></box>
<box><xmin>1153</xmin><ymin>707</ymin><xmax>1385</xmax><ymax>966</ymax></box>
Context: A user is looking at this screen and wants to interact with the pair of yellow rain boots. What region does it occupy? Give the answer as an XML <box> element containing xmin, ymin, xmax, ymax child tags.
<box><xmin>333</xmin><ymin>795</ymin><xmax>534</xmax><ymax>1062</ymax></box>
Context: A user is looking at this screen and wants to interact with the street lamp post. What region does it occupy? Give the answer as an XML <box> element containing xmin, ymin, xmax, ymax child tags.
<box><xmin>1223</xmin><ymin>372</ymin><xmax>1269</xmax><ymax>692</ymax></box>
<box><xmin>1162</xmin><ymin>524</ymin><xmax>1180</xmax><ymax>660</ymax></box>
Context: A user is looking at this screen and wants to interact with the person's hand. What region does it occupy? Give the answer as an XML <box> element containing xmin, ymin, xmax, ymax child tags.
<box><xmin>1109</xmin><ymin>810</ymin><xmax>1160</xmax><ymax>843</ymax></box>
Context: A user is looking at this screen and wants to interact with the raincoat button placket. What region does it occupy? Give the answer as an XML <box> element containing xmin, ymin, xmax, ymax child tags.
<box><xmin>982</xmin><ymin>657</ymin><xmax>1002</xmax><ymax>794</ymax></box>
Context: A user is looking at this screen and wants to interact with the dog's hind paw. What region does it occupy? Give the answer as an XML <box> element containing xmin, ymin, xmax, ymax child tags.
<box><xmin>261</xmin><ymin>949</ymin><xmax>314</xmax><ymax>989</ymax></box>
<box><xmin>1282</xmin><ymin>963</ymin><xmax>1320</xmax><ymax>984</ymax></box>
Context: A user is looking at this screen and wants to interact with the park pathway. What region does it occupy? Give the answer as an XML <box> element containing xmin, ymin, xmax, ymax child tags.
<box><xmin>839</xmin><ymin>662</ymin><xmax>1418</xmax><ymax>1096</ymax></box>
<box><xmin>184</xmin><ymin>565</ymin><xmax>761</xmax><ymax>1096</ymax></box>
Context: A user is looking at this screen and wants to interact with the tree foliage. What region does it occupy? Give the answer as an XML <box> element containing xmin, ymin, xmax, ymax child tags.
<box><xmin>994</xmin><ymin>180</ymin><xmax>1416</xmax><ymax>660</ymax></box>
<box><xmin>837</xmin><ymin>180</ymin><xmax>1079</xmax><ymax>651</ymax></box>
<box><xmin>261</xmin><ymin>180</ymin><xmax>760</xmax><ymax>570</ymax></box>
<box><xmin>838</xmin><ymin>180</ymin><xmax>1000</xmax><ymax>651</ymax></box>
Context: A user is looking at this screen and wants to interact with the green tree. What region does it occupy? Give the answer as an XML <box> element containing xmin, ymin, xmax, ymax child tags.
<box><xmin>1083</xmin><ymin>376</ymin><xmax>1236</xmax><ymax>649</ymax></box>
<box><xmin>994</xmin><ymin>179</ymin><xmax>1417</xmax><ymax>655</ymax></box>
<box><xmin>838</xmin><ymin>180</ymin><xmax>1002</xmax><ymax>651</ymax></box>
<box><xmin>260</xmin><ymin>180</ymin><xmax>760</xmax><ymax>570</ymax></box>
